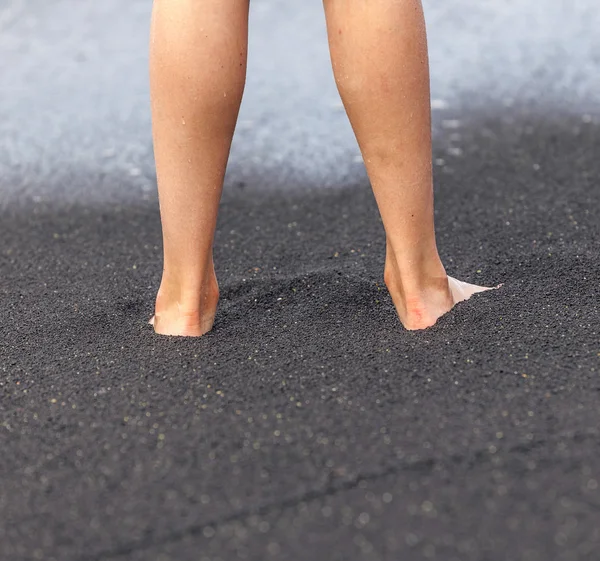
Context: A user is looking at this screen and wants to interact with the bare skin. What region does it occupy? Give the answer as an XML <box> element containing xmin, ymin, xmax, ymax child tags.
<box><xmin>148</xmin><ymin>0</ymin><xmax>498</xmax><ymax>336</ymax></box>
<box><xmin>148</xmin><ymin>0</ymin><xmax>247</xmax><ymax>336</ymax></box>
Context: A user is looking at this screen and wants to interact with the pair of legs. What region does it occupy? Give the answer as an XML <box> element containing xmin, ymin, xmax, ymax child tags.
<box><xmin>148</xmin><ymin>0</ymin><xmax>494</xmax><ymax>337</ymax></box>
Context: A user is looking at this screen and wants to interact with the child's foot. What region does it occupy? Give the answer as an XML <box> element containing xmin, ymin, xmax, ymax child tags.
<box><xmin>385</xmin><ymin>266</ymin><xmax>500</xmax><ymax>330</ymax></box>
<box><xmin>149</xmin><ymin>272</ymin><xmax>219</xmax><ymax>337</ymax></box>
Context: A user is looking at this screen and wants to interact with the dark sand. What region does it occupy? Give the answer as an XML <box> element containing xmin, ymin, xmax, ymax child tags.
<box><xmin>1</xmin><ymin>109</ymin><xmax>600</xmax><ymax>560</ymax></box>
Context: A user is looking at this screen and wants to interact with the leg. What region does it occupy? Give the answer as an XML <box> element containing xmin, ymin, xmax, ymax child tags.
<box><xmin>148</xmin><ymin>0</ymin><xmax>249</xmax><ymax>336</ymax></box>
<box><xmin>322</xmin><ymin>0</ymin><xmax>497</xmax><ymax>330</ymax></box>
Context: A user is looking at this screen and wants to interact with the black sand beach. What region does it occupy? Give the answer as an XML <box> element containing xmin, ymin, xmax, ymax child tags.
<box><xmin>2</xmin><ymin>107</ymin><xmax>600</xmax><ymax>560</ymax></box>
<box><xmin>2</xmin><ymin>0</ymin><xmax>600</xmax><ymax>559</ymax></box>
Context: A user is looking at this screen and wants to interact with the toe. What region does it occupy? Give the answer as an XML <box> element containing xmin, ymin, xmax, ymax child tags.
<box><xmin>448</xmin><ymin>276</ymin><xmax>499</xmax><ymax>303</ymax></box>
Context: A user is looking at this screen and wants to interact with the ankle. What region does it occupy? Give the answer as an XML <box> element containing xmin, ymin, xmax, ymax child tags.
<box><xmin>384</xmin><ymin>250</ymin><xmax>448</xmax><ymax>297</ymax></box>
<box><xmin>156</xmin><ymin>268</ymin><xmax>219</xmax><ymax>313</ymax></box>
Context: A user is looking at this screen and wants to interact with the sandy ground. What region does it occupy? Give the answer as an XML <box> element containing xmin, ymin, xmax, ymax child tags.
<box><xmin>1</xmin><ymin>1</ymin><xmax>600</xmax><ymax>560</ymax></box>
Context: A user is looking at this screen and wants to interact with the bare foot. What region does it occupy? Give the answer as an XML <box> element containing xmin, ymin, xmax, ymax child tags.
<box><xmin>149</xmin><ymin>272</ymin><xmax>220</xmax><ymax>337</ymax></box>
<box><xmin>385</xmin><ymin>270</ymin><xmax>501</xmax><ymax>331</ymax></box>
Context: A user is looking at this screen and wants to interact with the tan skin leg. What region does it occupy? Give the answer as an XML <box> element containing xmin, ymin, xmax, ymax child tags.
<box><xmin>148</xmin><ymin>0</ymin><xmax>249</xmax><ymax>336</ymax></box>
<box><xmin>322</xmin><ymin>0</ymin><xmax>498</xmax><ymax>330</ymax></box>
<box><xmin>148</xmin><ymin>0</ymin><xmax>498</xmax><ymax>336</ymax></box>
